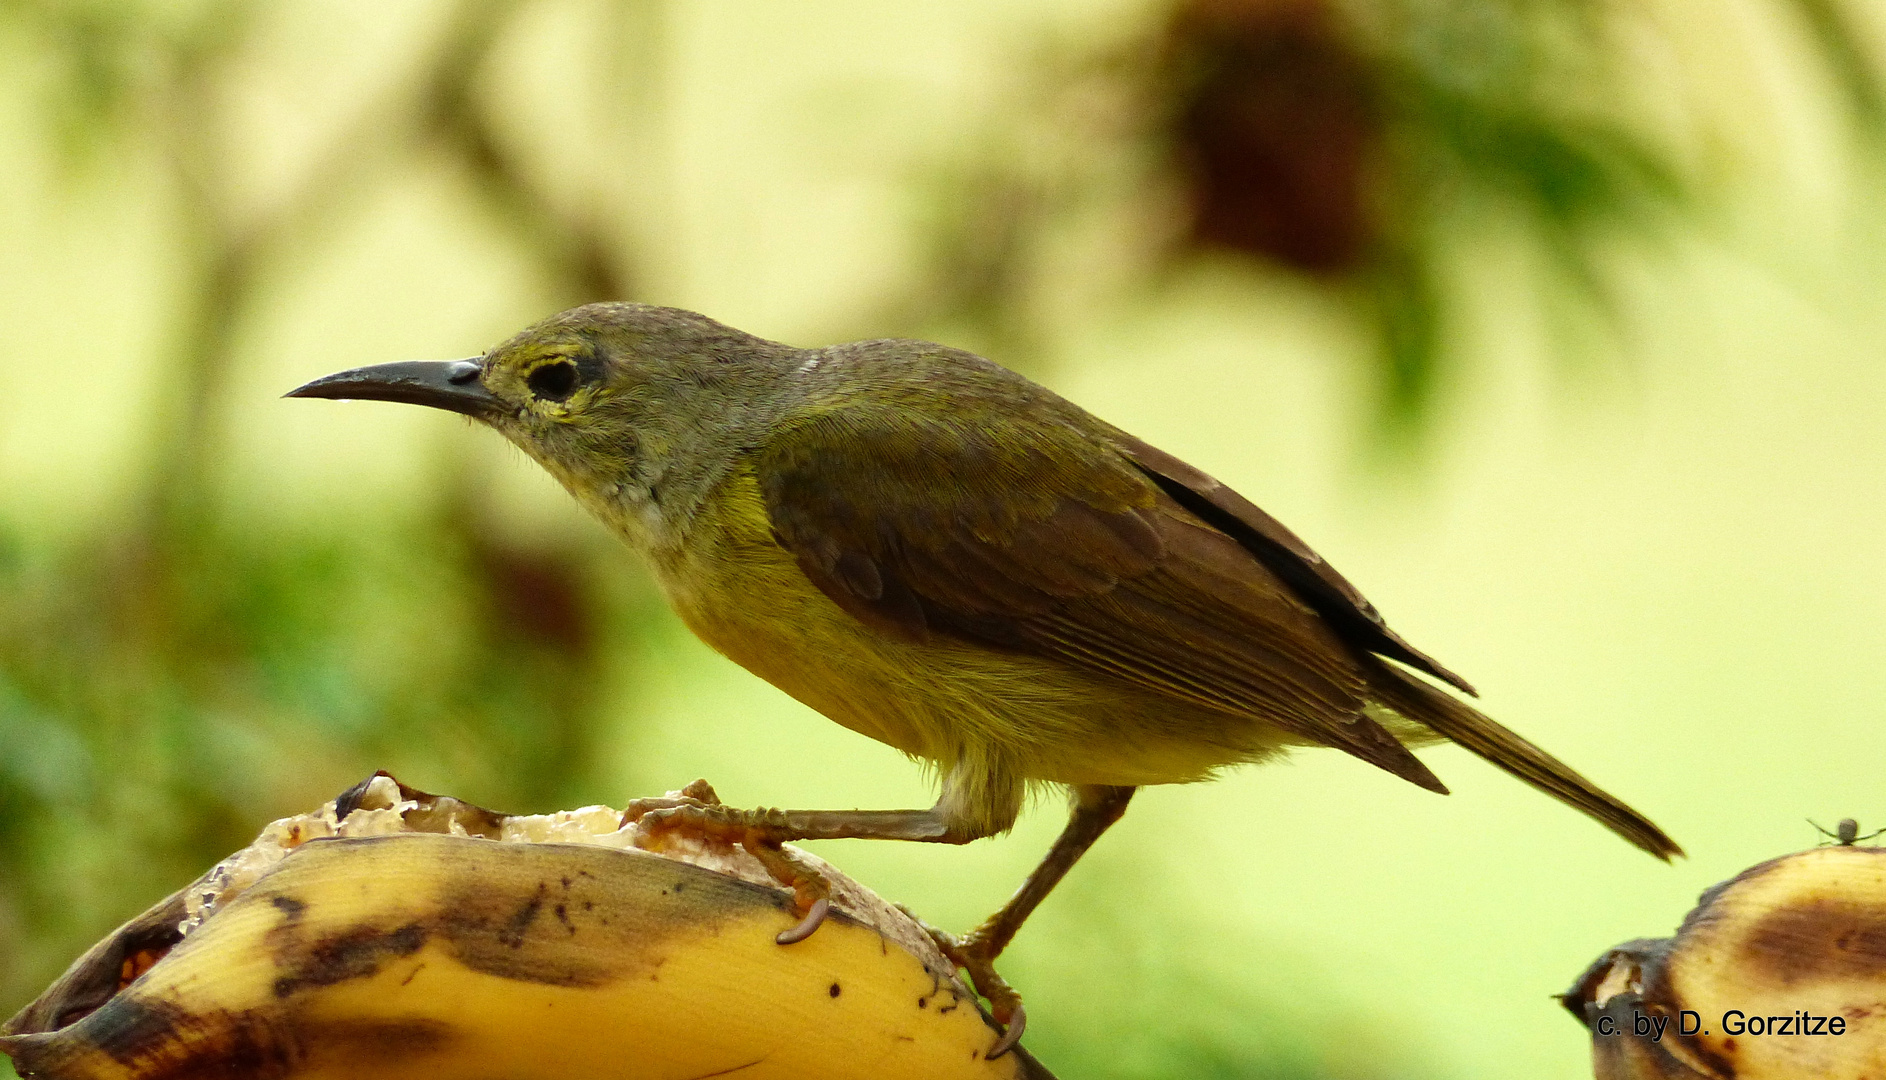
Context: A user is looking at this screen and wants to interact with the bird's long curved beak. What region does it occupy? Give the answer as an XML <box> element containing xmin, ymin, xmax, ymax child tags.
<box><xmin>285</xmin><ymin>358</ymin><xmax>500</xmax><ymax>418</ymax></box>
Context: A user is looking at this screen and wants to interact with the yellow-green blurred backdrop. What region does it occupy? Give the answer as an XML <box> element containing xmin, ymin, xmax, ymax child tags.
<box><xmin>2</xmin><ymin>1</ymin><xmax>1884</xmax><ymax>1077</ymax></box>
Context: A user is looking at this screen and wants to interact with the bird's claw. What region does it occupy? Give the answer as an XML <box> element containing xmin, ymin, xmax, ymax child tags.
<box><xmin>620</xmin><ymin>778</ymin><xmax>722</xmax><ymax>825</ymax></box>
<box><xmin>775</xmin><ymin>896</ymin><xmax>830</xmax><ymax>944</ymax></box>
<box><xmin>625</xmin><ymin>788</ymin><xmax>833</xmax><ymax>945</ymax></box>
<box><xmin>987</xmin><ymin>1002</ymin><xmax>1026</xmax><ymax>1059</ymax></box>
<box><xmin>901</xmin><ymin>914</ymin><xmax>1025</xmax><ymax>1059</ymax></box>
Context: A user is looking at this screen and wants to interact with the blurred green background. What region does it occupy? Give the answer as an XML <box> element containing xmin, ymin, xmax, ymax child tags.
<box><xmin>1</xmin><ymin>1</ymin><xmax>1884</xmax><ymax>1077</ymax></box>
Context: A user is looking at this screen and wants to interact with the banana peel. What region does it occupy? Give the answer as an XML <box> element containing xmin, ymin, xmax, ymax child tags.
<box><xmin>0</xmin><ymin>773</ymin><xmax>1055</xmax><ymax>1080</ymax></box>
<box><xmin>1563</xmin><ymin>840</ymin><xmax>1886</xmax><ymax>1080</ymax></box>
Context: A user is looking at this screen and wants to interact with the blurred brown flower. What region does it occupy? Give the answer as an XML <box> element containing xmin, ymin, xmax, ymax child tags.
<box><xmin>1162</xmin><ymin>0</ymin><xmax>1378</xmax><ymax>274</ymax></box>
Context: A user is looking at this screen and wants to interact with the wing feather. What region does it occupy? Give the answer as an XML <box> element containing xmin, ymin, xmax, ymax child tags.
<box><xmin>757</xmin><ymin>405</ymin><xmax>1445</xmax><ymax>791</ymax></box>
<box><xmin>1120</xmin><ymin>435</ymin><xmax>1477</xmax><ymax>695</ymax></box>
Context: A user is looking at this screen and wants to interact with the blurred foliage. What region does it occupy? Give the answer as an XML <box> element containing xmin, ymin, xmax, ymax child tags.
<box><xmin>875</xmin><ymin>0</ymin><xmax>1882</xmax><ymax>433</ymax></box>
<box><xmin>1029</xmin><ymin>972</ymin><xmax>1383</xmax><ymax>1080</ymax></box>
<box><xmin>1787</xmin><ymin>0</ymin><xmax>1886</xmax><ymax>136</ymax></box>
<box><xmin>0</xmin><ymin>0</ymin><xmax>666</xmax><ymax>1014</ymax></box>
<box><xmin>1008</xmin><ymin>849</ymin><xmax>1433</xmax><ymax>1080</ymax></box>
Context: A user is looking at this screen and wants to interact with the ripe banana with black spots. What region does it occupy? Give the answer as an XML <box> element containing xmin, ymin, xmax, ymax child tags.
<box><xmin>1565</xmin><ymin>834</ymin><xmax>1886</xmax><ymax>1080</ymax></box>
<box><xmin>1</xmin><ymin>774</ymin><xmax>1055</xmax><ymax>1079</ymax></box>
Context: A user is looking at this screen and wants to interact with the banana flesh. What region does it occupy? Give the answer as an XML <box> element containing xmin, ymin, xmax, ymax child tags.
<box><xmin>1</xmin><ymin>774</ymin><xmax>1054</xmax><ymax>1079</ymax></box>
<box><xmin>1564</xmin><ymin>841</ymin><xmax>1886</xmax><ymax>1080</ymax></box>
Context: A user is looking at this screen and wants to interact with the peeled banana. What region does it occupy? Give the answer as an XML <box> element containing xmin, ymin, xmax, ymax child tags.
<box><xmin>0</xmin><ymin>774</ymin><xmax>1055</xmax><ymax>1079</ymax></box>
<box><xmin>1564</xmin><ymin>833</ymin><xmax>1886</xmax><ymax>1080</ymax></box>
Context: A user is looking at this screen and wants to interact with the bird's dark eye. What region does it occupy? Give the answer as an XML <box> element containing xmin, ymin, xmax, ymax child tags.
<box><xmin>527</xmin><ymin>360</ymin><xmax>580</xmax><ymax>402</ymax></box>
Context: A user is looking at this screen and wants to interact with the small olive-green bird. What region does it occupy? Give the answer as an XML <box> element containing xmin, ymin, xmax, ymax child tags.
<box><xmin>291</xmin><ymin>302</ymin><xmax>1679</xmax><ymax>1055</ymax></box>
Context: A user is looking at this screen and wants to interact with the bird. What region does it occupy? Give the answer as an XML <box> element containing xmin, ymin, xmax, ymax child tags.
<box><xmin>290</xmin><ymin>301</ymin><xmax>1680</xmax><ymax>1057</ymax></box>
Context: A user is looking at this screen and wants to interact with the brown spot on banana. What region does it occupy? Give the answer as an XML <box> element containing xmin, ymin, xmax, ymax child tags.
<box><xmin>1739</xmin><ymin>897</ymin><xmax>1886</xmax><ymax>985</ymax></box>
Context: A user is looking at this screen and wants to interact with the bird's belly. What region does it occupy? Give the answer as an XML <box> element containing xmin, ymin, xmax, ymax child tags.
<box><xmin>655</xmin><ymin>536</ymin><xmax>1291</xmax><ymax>789</ymax></box>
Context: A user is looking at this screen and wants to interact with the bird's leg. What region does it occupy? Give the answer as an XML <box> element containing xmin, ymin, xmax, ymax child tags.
<box><xmin>622</xmin><ymin>790</ymin><xmax>983</xmax><ymax>945</ymax></box>
<box><xmin>919</xmin><ymin>784</ymin><xmax>1136</xmax><ymax>1057</ymax></box>
<box><xmin>957</xmin><ymin>785</ymin><xmax>1135</xmax><ymax>960</ymax></box>
<box><xmin>622</xmin><ymin>781</ymin><xmax>1131</xmax><ymax>1059</ymax></box>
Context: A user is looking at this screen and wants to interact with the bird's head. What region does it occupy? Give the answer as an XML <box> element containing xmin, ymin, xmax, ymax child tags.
<box><xmin>289</xmin><ymin>302</ymin><xmax>796</xmax><ymax>549</ymax></box>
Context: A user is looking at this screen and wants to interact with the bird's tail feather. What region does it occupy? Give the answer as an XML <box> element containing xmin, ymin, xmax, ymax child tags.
<box><xmin>1366</xmin><ymin>660</ymin><xmax>1682</xmax><ymax>860</ymax></box>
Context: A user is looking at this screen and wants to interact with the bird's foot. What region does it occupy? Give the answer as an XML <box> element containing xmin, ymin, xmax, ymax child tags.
<box><xmin>622</xmin><ymin>777</ymin><xmax>724</xmax><ymax>815</ymax></box>
<box><xmin>623</xmin><ymin>783</ymin><xmax>832</xmax><ymax>945</ymax></box>
<box><xmin>896</xmin><ymin>906</ymin><xmax>1026</xmax><ymax>1059</ymax></box>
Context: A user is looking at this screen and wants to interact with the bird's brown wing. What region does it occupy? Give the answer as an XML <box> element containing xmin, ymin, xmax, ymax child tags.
<box><xmin>1118</xmin><ymin>436</ymin><xmax>1476</xmax><ymax>696</ymax></box>
<box><xmin>755</xmin><ymin>405</ymin><xmax>1445</xmax><ymax>792</ymax></box>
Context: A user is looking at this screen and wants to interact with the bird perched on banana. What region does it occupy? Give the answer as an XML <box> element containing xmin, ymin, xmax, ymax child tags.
<box><xmin>291</xmin><ymin>303</ymin><xmax>1680</xmax><ymax>1056</ymax></box>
